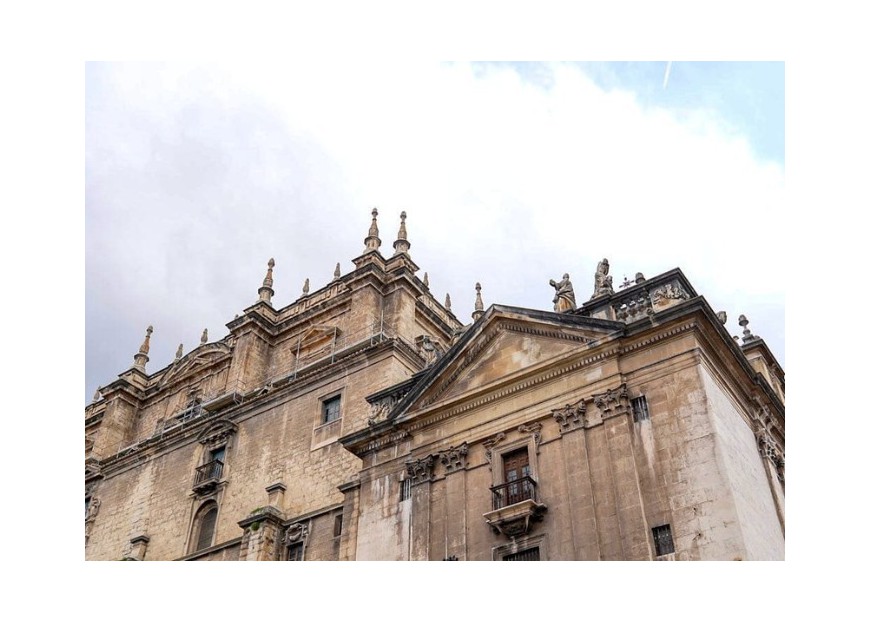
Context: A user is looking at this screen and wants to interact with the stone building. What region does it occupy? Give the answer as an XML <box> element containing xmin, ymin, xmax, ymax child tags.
<box><xmin>84</xmin><ymin>209</ymin><xmax>785</xmax><ymax>561</ymax></box>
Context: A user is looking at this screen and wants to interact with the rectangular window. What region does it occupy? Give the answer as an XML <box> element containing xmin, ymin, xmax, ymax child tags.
<box><xmin>501</xmin><ymin>447</ymin><xmax>532</xmax><ymax>506</ymax></box>
<box><xmin>503</xmin><ymin>547</ymin><xmax>540</xmax><ymax>561</ymax></box>
<box><xmin>333</xmin><ymin>514</ymin><xmax>343</xmax><ymax>537</ymax></box>
<box><xmin>652</xmin><ymin>524</ymin><xmax>675</xmax><ymax>556</ymax></box>
<box><xmin>287</xmin><ymin>542</ymin><xmax>304</xmax><ymax>561</ymax></box>
<box><xmin>399</xmin><ymin>478</ymin><xmax>412</xmax><ymax>502</ymax></box>
<box><xmin>631</xmin><ymin>395</ymin><xmax>650</xmax><ymax>422</ymax></box>
<box><xmin>322</xmin><ymin>395</ymin><xmax>341</xmax><ymax>424</ymax></box>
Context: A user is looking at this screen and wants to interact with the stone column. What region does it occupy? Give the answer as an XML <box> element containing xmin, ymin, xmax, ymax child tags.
<box><xmin>237</xmin><ymin>506</ymin><xmax>284</xmax><ymax>561</ymax></box>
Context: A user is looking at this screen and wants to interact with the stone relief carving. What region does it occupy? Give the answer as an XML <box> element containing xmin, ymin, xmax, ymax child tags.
<box><xmin>517</xmin><ymin>422</ymin><xmax>543</xmax><ymax>451</ymax></box>
<box><xmin>284</xmin><ymin>522</ymin><xmax>309</xmax><ymax>545</ymax></box>
<box><xmin>592</xmin><ymin>384</ymin><xmax>629</xmax><ymax>416</ymax></box>
<box><xmin>652</xmin><ymin>283</ymin><xmax>689</xmax><ymax>304</ymax></box>
<box><xmin>482</xmin><ymin>433</ymin><xmax>506</xmax><ymax>466</ymax></box>
<box><xmin>86</xmin><ymin>497</ymin><xmax>101</xmax><ymax>521</ymax></box>
<box><xmin>440</xmin><ymin>443</ymin><xmax>469</xmax><ymax>473</ymax></box>
<box><xmin>367</xmin><ymin>387</ymin><xmax>411</xmax><ymax>426</ymax></box>
<box><xmin>613</xmin><ymin>291</ymin><xmax>653</xmax><ymax>321</ymax></box>
<box><xmin>551</xmin><ymin>399</ymin><xmax>587</xmax><ymax>433</ymax></box>
<box><xmin>406</xmin><ymin>455</ymin><xmax>436</xmax><ymax>483</ymax></box>
<box><xmin>198</xmin><ymin>419</ymin><xmax>238</xmax><ymax>448</ymax></box>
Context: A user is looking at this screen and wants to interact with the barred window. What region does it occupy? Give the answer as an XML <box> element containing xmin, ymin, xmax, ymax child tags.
<box><xmin>503</xmin><ymin>547</ymin><xmax>540</xmax><ymax>561</ymax></box>
<box><xmin>631</xmin><ymin>395</ymin><xmax>650</xmax><ymax>422</ymax></box>
<box><xmin>652</xmin><ymin>524</ymin><xmax>675</xmax><ymax>556</ymax></box>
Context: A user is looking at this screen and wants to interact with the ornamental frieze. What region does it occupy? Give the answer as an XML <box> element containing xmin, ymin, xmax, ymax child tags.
<box><xmin>367</xmin><ymin>387</ymin><xmax>411</xmax><ymax>427</ymax></box>
<box><xmin>517</xmin><ymin>422</ymin><xmax>543</xmax><ymax>452</ymax></box>
<box><xmin>651</xmin><ymin>282</ymin><xmax>689</xmax><ymax>306</ymax></box>
<box><xmin>482</xmin><ymin>433</ymin><xmax>506</xmax><ymax>466</ymax></box>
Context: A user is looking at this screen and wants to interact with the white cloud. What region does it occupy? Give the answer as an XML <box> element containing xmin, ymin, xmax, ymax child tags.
<box><xmin>86</xmin><ymin>62</ymin><xmax>784</xmax><ymax>402</ymax></box>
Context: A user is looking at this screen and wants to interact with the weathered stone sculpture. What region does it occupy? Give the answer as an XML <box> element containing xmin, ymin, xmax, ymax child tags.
<box><xmin>592</xmin><ymin>258</ymin><xmax>613</xmax><ymax>298</ymax></box>
<box><xmin>549</xmin><ymin>273</ymin><xmax>576</xmax><ymax>312</ymax></box>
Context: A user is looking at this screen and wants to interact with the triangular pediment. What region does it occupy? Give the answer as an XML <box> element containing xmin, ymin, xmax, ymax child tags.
<box><xmin>394</xmin><ymin>306</ymin><xmax>623</xmax><ymax>418</ymax></box>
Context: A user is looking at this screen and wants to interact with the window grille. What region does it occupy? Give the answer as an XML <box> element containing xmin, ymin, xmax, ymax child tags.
<box><xmin>631</xmin><ymin>395</ymin><xmax>650</xmax><ymax>422</ymax></box>
<box><xmin>652</xmin><ymin>524</ymin><xmax>675</xmax><ymax>556</ymax></box>
<box><xmin>503</xmin><ymin>547</ymin><xmax>540</xmax><ymax>561</ymax></box>
<box><xmin>322</xmin><ymin>395</ymin><xmax>341</xmax><ymax>424</ymax></box>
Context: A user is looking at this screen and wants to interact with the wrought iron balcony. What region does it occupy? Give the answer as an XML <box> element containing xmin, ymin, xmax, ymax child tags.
<box><xmin>193</xmin><ymin>459</ymin><xmax>224</xmax><ymax>493</ymax></box>
<box><xmin>485</xmin><ymin>476</ymin><xmax>547</xmax><ymax>537</ymax></box>
<box><xmin>490</xmin><ymin>476</ymin><xmax>538</xmax><ymax>510</ymax></box>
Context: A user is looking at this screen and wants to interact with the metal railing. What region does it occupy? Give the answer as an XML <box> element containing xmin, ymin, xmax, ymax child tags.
<box><xmin>194</xmin><ymin>459</ymin><xmax>224</xmax><ymax>486</ymax></box>
<box><xmin>490</xmin><ymin>476</ymin><xmax>539</xmax><ymax>510</ymax></box>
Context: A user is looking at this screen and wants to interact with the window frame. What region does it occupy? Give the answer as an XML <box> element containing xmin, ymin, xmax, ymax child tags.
<box><xmin>631</xmin><ymin>395</ymin><xmax>651</xmax><ymax>422</ymax></box>
<box><xmin>191</xmin><ymin>501</ymin><xmax>220</xmax><ymax>553</ymax></box>
<box><xmin>321</xmin><ymin>394</ymin><xmax>342</xmax><ymax>425</ymax></box>
<box><xmin>652</xmin><ymin>524</ymin><xmax>675</xmax><ymax>557</ymax></box>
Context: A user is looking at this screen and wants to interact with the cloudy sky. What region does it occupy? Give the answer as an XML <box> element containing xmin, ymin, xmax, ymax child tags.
<box><xmin>85</xmin><ymin>61</ymin><xmax>784</xmax><ymax>405</ymax></box>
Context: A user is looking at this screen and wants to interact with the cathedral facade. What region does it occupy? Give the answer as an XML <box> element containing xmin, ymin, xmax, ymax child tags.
<box><xmin>84</xmin><ymin>210</ymin><xmax>785</xmax><ymax>561</ymax></box>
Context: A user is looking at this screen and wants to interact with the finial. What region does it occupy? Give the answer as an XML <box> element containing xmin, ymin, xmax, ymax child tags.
<box><xmin>139</xmin><ymin>325</ymin><xmax>153</xmax><ymax>355</ymax></box>
<box><xmin>133</xmin><ymin>325</ymin><xmax>153</xmax><ymax>371</ymax></box>
<box><xmin>201</xmin><ymin>328</ymin><xmax>208</xmax><ymax>344</ymax></box>
<box><xmin>258</xmin><ymin>258</ymin><xmax>275</xmax><ymax>304</ymax></box>
<box><xmin>423</xmin><ymin>272</ymin><xmax>429</xmax><ymax>288</ymax></box>
<box><xmin>717</xmin><ymin>311</ymin><xmax>727</xmax><ymax>325</ymax></box>
<box><xmin>445</xmin><ymin>292</ymin><xmax>452</xmax><ymax>311</ymax></box>
<box><xmin>175</xmin><ymin>343</ymin><xmax>184</xmax><ymax>360</ymax></box>
<box><xmin>333</xmin><ymin>262</ymin><xmax>341</xmax><ymax>280</ymax></box>
<box><xmin>302</xmin><ymin>278</ymin><xmax>310</xmax><ymax>296</ymax></box>
<box><xmin>635</xmin><ymin>272</ymin><xmax>645</xmax><ymax>284</ymax></box>
<box><xmin>393</xmin><ymin>211</ymin><xmax>411</xmax><ymax>256</ymax></box>
<box><xmin>364</xmin><ymin>207</ymin><xmax>382</xmax><ymax>253</ymax></box>
<box><xmin>92</xmin><ymin>388</ymin><xmax>101</xmax><ymax>403</ymax></box>
<box><xmin>472</xmin><ymin>282</ymin><xmax>485</xmax><ymax>321</ymax></box>
<box><xmin>738</xmin><ymin>314</ymin><xmax>757</xmax><ymax>344</ymax></box>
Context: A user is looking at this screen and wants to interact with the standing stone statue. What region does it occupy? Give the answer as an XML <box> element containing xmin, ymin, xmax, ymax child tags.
<box><xmin>592</xmin><ymin>258</ymin><xmax>614</xmax><ymax>298</ymax></box>
<box><xmin>549</xmin><ymin>273</ymin><xmax>576</xmax><ymax>312</ymax></box>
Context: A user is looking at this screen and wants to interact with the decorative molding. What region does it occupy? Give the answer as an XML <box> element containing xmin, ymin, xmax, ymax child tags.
<box><xmin>589</xmin><ymin>383</ymin><xmax>630</xmax><ymax>421</ymax></box>
<box><xmin>440</xmin><ymin>443</ymin><xmax>469</xmax><ymax>474</ymax></box>
<box><xmin>86</xmin><ymin>497</ymin><xmax>101</xmax><ymax>521</ymax></box>
<box><xmin>368</xmin><ymin>386</ymin><xmax>411</xmax><ymax>427</ymax></box>
<box><xmin>158</xmin><ymin>341</ymin><xmax>233</xmax><ymax>388</ymax></box>
<box><xmin>517</xmin><ymin>422</ymin><xmax>543</xmax><ymax>452</ymax></box>
<box><xmin>551</xmin><ymin>399</ymin><xmax>587</xmax><ymax>433</ymax></box>
<box><xmin>197</xmin><ymin>419</ymin><xmax>238</xmax><ymax>448</ymax></box>
<box><xmin>406</xmin><ymin>455</ymin><xmax>437</xmax><ymax>483</ymax></box>
<box><xmin>284</xmin><ymin>522</ymin><xmax>309</xmax><ymax>545</ymax></box>
<box><xmin>483</xmin><ymin>433</ymin><xmax>506</xmax><ymax>466</ymax></box>
<box><xmin>652</xmin><ymin>282</ymin><xmax>689</xmax><ymax>305</ymax></box>
<box><xmin>613</xmin><ymin>290</ymin><xmax>653</xmax><ymax>322</ymax></box>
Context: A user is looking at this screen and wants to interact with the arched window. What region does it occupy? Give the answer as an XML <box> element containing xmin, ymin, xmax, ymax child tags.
<box><xmin>193</xmin><ymin>502</ymin><xmax>218</xmax><ymax>552</ymax></box>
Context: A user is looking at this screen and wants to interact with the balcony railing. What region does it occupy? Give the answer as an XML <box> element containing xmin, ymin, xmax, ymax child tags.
<box><xmin>490</xmin><ymin>476</ymin><xmax>539</xmax><ymax>510</ymax></box>
<box><xmin>194</xmin><ymin>459</ymin><xmax>224</xmax><ymax>487</ymax></box>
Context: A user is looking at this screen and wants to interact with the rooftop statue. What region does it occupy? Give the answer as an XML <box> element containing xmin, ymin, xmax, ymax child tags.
<box><xmin>549</xmin><ymin>273</ymin><xmax>576</xmax><ymax>312</ymax></box>
<box><xmin>592</xmin><ymin>258</ymin><xmax>613</xmax><ymax>298</ymax></box>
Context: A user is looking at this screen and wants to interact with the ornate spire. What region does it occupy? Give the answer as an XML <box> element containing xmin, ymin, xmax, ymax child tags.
<box><xmin>445</xmin><ymin>292</ymin><xmax>452</xmax><ymax>311</ymax></box>
<box><xmin>333</xmin><ymin>262</ymin><xmax>341</xmax><ymax>281</ymax></box>
<box><xmin>472</xmin><ymin>282</ymin><xmax>485</xmax><ymax>321</ymax></box>
<box><xmin>258</xmin><ymin>258</ymin><xmax>275</xmax><ymax>304</ymax></box>
<box><xmin>423</xmin><ymin>272</ymin><xmax>429</xmax><ymax>288</ymax></box>
<box><xmin>201</xmin><ymin>328</ymin><xmax>208</xmax><ymax>344</ymax></box>
<box><xmin>302</xmin><ymin>278</ymin><xmax>310</xmax><ymax>296</ymax></box>
<box><xmin>175</xmin><ymin>343</ymin><xmax>184</xmax><ymax>360</ymax></box>
<box><xmin>364</xmin><ymin>208</ymin><xmax>381</xmax><ymax>253</ymax></box>
<box><xmin>133</xmin><ymin>325</ymin><xmax>153</xmax><ymax>371</ymax></box>
<box><xmin>738</xmin><ymin>314</ymin><xmax>758</xmax><ymax>344</ymax></box>
<box><xmin>392</xmin><ymin>211</ymin><xmax>411</xmax><ymax>256</ymax></box>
